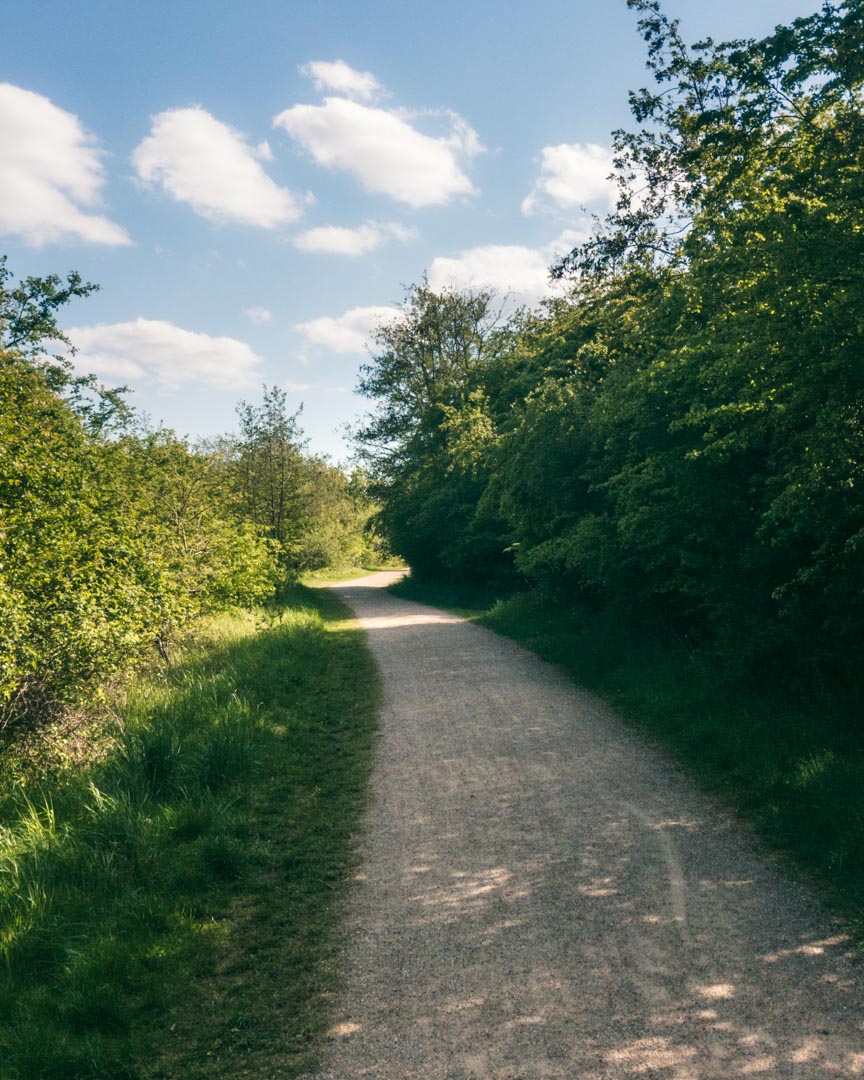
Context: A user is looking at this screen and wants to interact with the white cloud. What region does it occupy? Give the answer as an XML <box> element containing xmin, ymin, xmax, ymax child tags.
<box><xmin>284</xmin><ymin>380</ymin><xmax>315</xmax><ymax>392</ymax></box>
<box><xmin>133</xmin><ymin>107</ymin><xmax>303</xmax><ymax>227</ymax></box>
<box><xmin>295</xmin><ymin>304</ymin><xmax>401</xmax><ymax>354</ymax></box>
<box><xmin>381</xmin><ymin>222</ymin><xmax>417</xmax><ymax>244</ymax></box>
<box><xmin>243</xmin><ymin>306</ymin><xmax>273</xmax><ymax>325</ymax></box>
<box><xmin>274</xmin><ymin>97</ymin><xmax>481</xmax><ymax>207</ymax></box>
<box><xmin>522</xmin><ymin>143</ymin><xmax>616</xmax><ymax>216</ymax></box>
<box><xmin>299</xmin><ymin>60</ymin><xmax>383</xmax><ymax>102</ymax></box>
<box><xmin>543</xmin><ymin>224</ymin><xmax>595</xmax><ymax>261</ymax></box>
<box><xmin>427</xmin><ymin>244</ymin><xmax>557</xmax><ymax>305</ymax></box>
<box><xmin>293</xmin><ymin>220</ymin><xmax>417</xmax><ymax>256</ymax></box>
<box><xmin>65</xmin><ymin>318</ymin><xmax>263</xmax><ymax>392</ymax></box>
<box><xmin>0</xmin><ymin>83</ymin><xmax>130</xmax><ymax>247</ymax></box>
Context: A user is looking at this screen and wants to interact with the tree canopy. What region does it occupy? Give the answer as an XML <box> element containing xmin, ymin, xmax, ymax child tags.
<box><xmin>357</xmin><ymin>0</ymin><xmax>864</xmax><ymax>685</ymax></box>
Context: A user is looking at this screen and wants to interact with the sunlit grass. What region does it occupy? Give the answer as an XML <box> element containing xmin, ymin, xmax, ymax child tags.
<box><xmin>301</xmin><ymin>561</ymin><xmax>407</xmax><ymax>586</ymax></box>
<box><xmin>0</xmin><ymin>587</ymin><xmax>378</xmax><ymax>1078</ymax></box>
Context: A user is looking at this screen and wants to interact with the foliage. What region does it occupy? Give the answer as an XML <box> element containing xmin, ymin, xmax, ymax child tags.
<box><xmin>0</xmin><ymin>257</ymin><xmax>128</xmax><ymax>432</ymax></box>
<box><xmin>0</xmin><ymin>588</ymin><xmax>378</xmax><ymax>1078</ymax></box>
<box><xmin>365</xmin><ymin>0</ymin><xmax>864</xmax><ymax>687</ymax></box>
<box><xmin>0</xmin><ymin>264</ymin><xmax>372</xmax><ymax>737</ymax></box>
<box><xmin>295</xmin><ymin>461</ymin><xmax>384</xmax><ymax>571</ymax></box>
<box><xmin>232</xmin><ymin>386</ymin><xmax>309</xmax><ymax>574</ymax></box>
<box><xmin>112</xmin><ymin>430</ymin><xmax>279</xmax><ymax>634</ymax></box>
<box><xmin>231</xmin><ymin>385</ymin><xmax>380</xmax><ymax>577</ymax></box>
<box><xmin>355</xmin><ymin>282</ymin><xmax>515</xmax><ymax>582</ymax></box>
<box><xmin>0</xmin><ymin>352</ymin><xmax>278</xmax><ymax>732</ymax></box>
<box><xmin>556</xmin><ymin>0</ymin><xmax>864</xmax><ymax>280</ymax></box>
<box><xmin>0</xmin><ymin>353</ymin><xmax>149</xmax><ymax>725</ymax></box>
<box><xmin>0</xmin><ymin>256</ymin><xmax>98</xmax><ymax>358</ymax></box>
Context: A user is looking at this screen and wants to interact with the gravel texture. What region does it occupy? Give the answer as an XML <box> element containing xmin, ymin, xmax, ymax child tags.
<box><xmin>308</xmin><ymin>571</ymin><xmax>863</xmax><ymax>1078</ymax></box>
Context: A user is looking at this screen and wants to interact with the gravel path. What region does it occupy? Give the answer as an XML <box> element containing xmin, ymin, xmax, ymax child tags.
<box><xmin>311</xmin><ymin>571</ymin><xmax>863</xmax><ymax>1078</ymax></box>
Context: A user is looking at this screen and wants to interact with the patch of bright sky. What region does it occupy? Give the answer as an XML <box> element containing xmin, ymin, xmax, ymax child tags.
<box><xmin>2</xmin><ymin>0</ymin><xmax>817</xmax><ymax>461</ymax></box>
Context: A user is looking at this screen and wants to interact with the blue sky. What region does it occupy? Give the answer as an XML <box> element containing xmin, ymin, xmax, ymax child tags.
<box><xmin>3</xmin><ymin>0</ymin><xmax>816</xmax><ymax>460</ymax></box>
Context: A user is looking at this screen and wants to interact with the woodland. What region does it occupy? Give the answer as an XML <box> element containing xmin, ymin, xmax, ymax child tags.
<box><xmin>5</xmin><ymin>0</ymin><xmax>861</xmax><ymax>732</ymax></box>
<box><xmin>358</xmin><ymin>0</ymin><xmax>864</xmax><ymax>695</ymax></box>
<box><xmin>0</xmin><ymin>1</ymin><xmax>862</xmax><ymax>1072</ymax></box>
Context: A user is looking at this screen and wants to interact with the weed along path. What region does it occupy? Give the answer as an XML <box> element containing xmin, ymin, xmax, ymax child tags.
<box><xmin>311</xmin><ymin>571</ymin><xmax>863</xmax><ymax>1079</ymax></box>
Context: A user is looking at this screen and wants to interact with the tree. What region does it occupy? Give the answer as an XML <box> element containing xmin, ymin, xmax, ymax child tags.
<box><xmin>556</xmin><ymin>0</ymin><xmax>864</xmax><ymax>281</ymax></box>
<box><xmin>358</xmin><ymin>1</ymin><xmax>864</xmax><ymax>686</ymax></box>
<box><xmin>232</xmin><ymin>386</ymin><xmax>310</xmax><ymax>576</ymax></box>
<box><xmin>524</xmin><ymin>0</ymin><xmax>864</xmax><ymax>674</ymax></box>
<box><xmin>293</xmin><ymin>458</ymin><xmax>381</xmax><ymax>571</ymax></box>
<box><xmin>356</xmin><ymin>281</ymin><xmax>510</xmax><ymax>452</ymax></box>
<box><xmin>0</xmin><ymin>262</ymin><xmax>278</xmax><ymax>732</ymax></box>
<box><xmin>0</xmin><ymin>256</ymin><xmax>98</xmax><ymax>358</ymax></box>
<box><xmin>355</xmin><ymin>282</ymin><xmax>514</xmax><ymax>581</ymax></box>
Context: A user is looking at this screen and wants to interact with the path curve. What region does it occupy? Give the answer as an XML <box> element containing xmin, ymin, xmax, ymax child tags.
<box><xmin>311</xmin><ymin>571</ymin><xmax>863</xmax><ymax>1078</ymax></box>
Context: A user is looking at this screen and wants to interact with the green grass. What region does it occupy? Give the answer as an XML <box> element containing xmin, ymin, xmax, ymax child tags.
<box><xmin>300</xmin><ymin>562</ymin><xmax>407</xmax><ymax>586</ymax></box>
<box><xmin>0</xmin><ymin>586</ymin><xmax>379</xmax><ymax>1079</ymax></box>
<box><xmin>391</xmin><ymin>576</ymin><xmax>864</xmax><ymax>930</ymax></box>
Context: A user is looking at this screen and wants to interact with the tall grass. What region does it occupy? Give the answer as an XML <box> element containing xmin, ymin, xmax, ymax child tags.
<box><xmin>0</xmin><ymin>587</ymin><xmax>378</xmax><ymax>1078</ymax></box>
<box><xmin>391</xmin><ymin>577</ymin><xmax>864</xmax><ymax>929</ymax></box>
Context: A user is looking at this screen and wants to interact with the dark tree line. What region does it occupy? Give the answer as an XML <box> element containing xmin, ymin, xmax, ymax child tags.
<box><xmin>356</xmin><ymin>0</ymin><xmax>864</xmax><ymax>687</ymax></box>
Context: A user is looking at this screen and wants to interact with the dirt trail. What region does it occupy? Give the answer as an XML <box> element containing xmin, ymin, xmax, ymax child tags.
<box><xmin>310</xmin><ymin>571</ymin><xmax>863</xmax><ymax>1078</ymax></box>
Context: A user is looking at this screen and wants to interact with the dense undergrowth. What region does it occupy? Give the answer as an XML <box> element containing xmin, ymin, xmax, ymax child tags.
<box><xmin>1</xmin><ymin>268</ymin><xmax>386</xmax><ymax>742</ymax></box>
<box><xmin>0</xmin><ymin>586</ymin><xmax>378</xmax><ymax>1079</ymax></box>
<box><xmin>391</xmin><ymin>576</ymin><xmax>864</xmax><ymax>931</ymax></box>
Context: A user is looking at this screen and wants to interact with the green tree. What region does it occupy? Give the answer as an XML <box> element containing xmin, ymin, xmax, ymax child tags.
<box><xmin>0</xmin><ymin>262</ymin><xmax>278</xmax><ymax>732</ymax></box>
<box><xmin>362</xmin><ymin>0</ymin><xmax>864</xmax><ymax>688</ymax></box>
<box><xmin>356</xmin><ymin>282</ymin><xmax>514</xmax><ymax>581</ymax></box>
<box><xmin>0</xmin><ymin>352</ymin><xmax>146</xmax><ymax>725</ymax></box>
<box><xmin>232</xmin><ymin>386</ymin><xmax>310</xmax><ymax>577</ymax></box>
<box><xmin>517</xmin><ymin>0</ymin><xmax>864</xmax><ymax>675</ymax></box>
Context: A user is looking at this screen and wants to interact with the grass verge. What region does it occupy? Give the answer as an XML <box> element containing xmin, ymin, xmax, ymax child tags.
<box><xmin>0</xmin><ymin>585</ymin><xmax>378</xmax><ymax>1079</ymax></box>
<box><xmin>301</xmin><ymin>563</ymin><xmax>406</xmax><ymax>586</ymax></box>
<box><xmin>391</xmin><ymin>576</ymin><xmax>864</xmax><ymax>930</ymax></box>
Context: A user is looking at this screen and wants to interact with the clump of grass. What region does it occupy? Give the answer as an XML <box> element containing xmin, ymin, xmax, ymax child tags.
<box><xmin>0</xmin><ymin>586</ymin><xmax>378</xmax><ymax>1078</ymax></box>
<box><xmin>392</xmin><ymin>576</ymin><xmax>864</xmax><ymax>928</ymax></box>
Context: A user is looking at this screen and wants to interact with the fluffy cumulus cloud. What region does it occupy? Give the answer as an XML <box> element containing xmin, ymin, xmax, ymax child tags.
<box><xmin>295</xmin><ymin>304</ymin><xmax>401</xmax><ymax>354</ymax></box>
<box><xmin>274</xmin><ymin>96</ymin><xmax>481</xmax><ymax>207</ymax></box>
<box><xmin>299</xmin><ymin>60</ymin><xmax>383</xmax><ymax>102</ymax></box>
<box><xmin>0</xmin><ymin>83</ymin><xmax>130</xmax><ymax>247</ymax></box>
<box><xmin>132</xmin><ymin>107</ymin><xmax>302</xmax><ymax>227</ymax></box>
<box><xmin>293</xmin><ymin>220</ymin><xmax>417</xmax><ymax>256</ymax></box>
<box><xmin>65</xmin><ymin>318</ymin><xmax>263</xmax><ymax>392</ymax></box>
<box><xmin>522</xmin><ymin>143</ymin><xmax>616</xmax><ymax>215</ymax></box>
<box><xmin>427</xmin><ymin>244</ymin><xmax>556</xmax><ymax>305</ymax></box>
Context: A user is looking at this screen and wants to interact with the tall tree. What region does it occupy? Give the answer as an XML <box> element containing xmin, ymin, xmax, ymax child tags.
<box><xmin>356</xmin><ymin>282</ymin><xmax>514</xmax><ymax>581</ymax></box>
<box><xmin>233</xmin><ymin>386</ymin><xmax>309</xmax><ymax>574</ymax></box>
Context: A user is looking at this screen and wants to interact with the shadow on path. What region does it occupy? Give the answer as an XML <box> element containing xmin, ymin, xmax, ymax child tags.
<box><xmin>310</xmin><ymin>573</ymin><xmax>864</xmax><ymax>1079</ymax></box>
